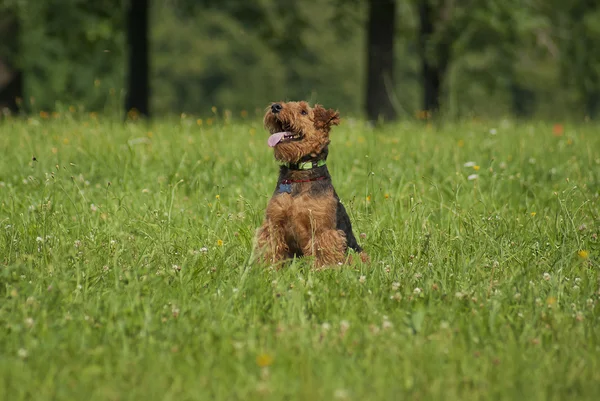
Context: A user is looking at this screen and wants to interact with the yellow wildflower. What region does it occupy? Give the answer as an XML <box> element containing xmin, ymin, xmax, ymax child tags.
<box><xmin>256</xmin><ymin>353</ymin><xmax>273</xmax><ymax>367</ymax></box>
<box><xmin>217</xmin><ymin>239</ymin><xmax>223</xmax><ymax>247</ymax></box>
<box><xmin>578</xmin><ymin>250</ymin><xmax>589</xmax><ymax>259</ymax></box>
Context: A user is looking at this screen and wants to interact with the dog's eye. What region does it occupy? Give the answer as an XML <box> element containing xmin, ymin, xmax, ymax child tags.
<box><xmin>301</xmin><ymin>110</ymin><xmax>307</xmax><ymax>115</ymax></box>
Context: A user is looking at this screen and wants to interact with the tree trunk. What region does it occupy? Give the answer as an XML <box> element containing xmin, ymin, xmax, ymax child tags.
<box><xmin>0</xmin><ymin>12</ymin><xmax>23</xmax><ymax>114</ymax></box>
<box><xmin>585</xmin><ymin>91</ymin><xmax>599</xmax><ymax>120</ymax></box>
<box><xmin>418</xmin><ymin>0</ymin><xmax>448</xmax><ymax>115</ymax></box>
<box><xmin>365</xmin><ymin>0</ymin><xmax>396</xmax><ymax>122</ymax></box>
<box><xmin>126</xmin><ymin>0</ymin><xmax>149</xmax><ymax>118</ymax></box>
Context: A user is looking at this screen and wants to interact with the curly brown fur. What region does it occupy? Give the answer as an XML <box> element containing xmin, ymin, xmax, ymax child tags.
<box><xmin>255</xmin><ymin>101</ymin><xmax>368</xmax><ymax>268</ymax></box>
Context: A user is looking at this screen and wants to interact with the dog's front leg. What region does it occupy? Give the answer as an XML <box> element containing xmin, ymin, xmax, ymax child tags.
<box><xmin>255</xmin><ymin>194</ymin><xmax>293</xmax><ymax>267</ymax></box>
<box><xmin>255</xmin><ymin>220</ymin><xmax>288</xmax><ymax>265</ymax></box>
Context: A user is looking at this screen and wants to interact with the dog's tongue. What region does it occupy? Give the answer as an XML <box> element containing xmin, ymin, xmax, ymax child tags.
<box><xmin>267</xmin><ymin>131</ymin><xmax>290</xmax><ymax>147</ymax></box>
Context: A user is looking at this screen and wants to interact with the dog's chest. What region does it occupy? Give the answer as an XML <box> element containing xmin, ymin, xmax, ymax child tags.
<box><xmin>269</xmin><ymin>191</ymin><xmax>338</xmax><ymax>232</ymax></box>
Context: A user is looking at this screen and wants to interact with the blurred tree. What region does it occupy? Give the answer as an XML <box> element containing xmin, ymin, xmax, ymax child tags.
<box><xmin>0</xmin><ymin>4</ymin><xmax>22</xmax><ymax>114</ymax></box>
<box><xmin>19</xmin><ymin>0</ymin><xmax>124</xmax><ymax>112</ymax></box>
<box><xmin>449</xmin><ymin>0</ymin><xmax>547</xmax><ymax>117</ymax></box>
<box><xmin>417</xmin><ymin>0</ymin><xmax>457</xmax><ymax>115</ymax></box>
<box><xmin>546</xmin><ymin>0</ymin><xmax>600</xmax><ymax>118</ymax></box>
<box><xmin>126</xmin><ymin>0</ymin><xmax>149</xmax><ymax>117</ymax></box>
<box><xmin>152</xmin><ymin>0</ymin><xmax>366</xmax><ymax>115</ymax></box>
<box><xmin>365</xmin><ymin>0</ymin><xmax>396</xmax><ymax>122</ymax></box>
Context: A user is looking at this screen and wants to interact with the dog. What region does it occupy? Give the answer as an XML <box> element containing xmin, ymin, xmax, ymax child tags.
<box><xmin>255</xmin><ymin>101</ymin><xmax>368</xmax><ymax>268</ymax></box>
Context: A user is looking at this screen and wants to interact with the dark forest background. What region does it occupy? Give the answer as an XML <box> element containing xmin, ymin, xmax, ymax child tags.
<box><xmin>1</xmin><ymin>0</ymin><xmax>599</xmax><ymax>121</ymax></box>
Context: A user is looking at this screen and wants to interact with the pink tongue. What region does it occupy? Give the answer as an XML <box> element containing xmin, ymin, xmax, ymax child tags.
<box><xmin>267</xmin><ymin>131</ymin><xmax>290</xmax><ymax>147</ymax></box>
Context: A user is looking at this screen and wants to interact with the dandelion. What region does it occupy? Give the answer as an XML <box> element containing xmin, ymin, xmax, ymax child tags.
<box><xmin>366</xmin><ymin>195</ymin><xmax>371</xmax><ymax>202</ymax></box>
<box><xmin>577</xmin><ymin>250</ymin><xmax>589</xmax><ymax>259</ymax></box>
<box><xmin>530</xmin><ymin>212</ymin><xmax>536</xmax><ymax>217</ymax></box>
<box><xmin>473</xmin><ymin>165</ymin><xmax>480</xmax><ymax>171</ymax></box>
<box><xmin>359</xmin><ymin>275</ymin><xmax>366</xmax><ymax>283</ymax></box>
<box><xmin>196</xmin><ymin>119</ymin><xmax>203</xmax><ymax>126</ymax></box>
<box><xmin>216</xmin><ymin>239</ymin><xmax>223</xmax><ymax>247</ymax></box>
<box><xmin>256</xmin><ymin>353</ymin><xmax>274</xmax><ymax>367</ymax></box>
<box><xmin>543</xmin><ymin>272</ymin><xmax>551</xmax><ymax>281</ymax></box>
<box><xmin>384</xmin><ymin>193</ymin><xmax>390</xmax><ymax>199</ymax></box>
<box><xmin>464</xmin><ymin>161</ymin><xmax>476</xmax><ymax>167</ymax></box>
<box><xmin>457</xmin><ymin>139</ymin><xmax>465</xmax><ymax>147</ymax></box>
<box><xmin>215</xmin><ymin>194</ymin><xmax>220</xmax><ymax>199</ymax></box>
<box><xmin>546</xmin><ymin>296</ymin><xmax>556</xmax><ymax>306</ymax></box>
<box><xmin>467</xmin><ymin>174</ymin><xmax>478</xmax><ymax>181</ymax></box>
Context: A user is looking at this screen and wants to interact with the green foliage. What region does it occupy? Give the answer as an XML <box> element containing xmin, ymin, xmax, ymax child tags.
<box><xmin>17</xmin><ymin>0</ymin><xmax>124</xmax><ymax>111</ymax></box>
<box><xmin>0</xmin><ymin>115</ymin><xmax>599</xmax><ymax>399</ymax></box>
<box><xmin>152</xmin><ymin>0</ymin><xmax>368</xmax><ymax>115</ymax></box>
<box><xmin>7</xmin><ymin>0</ymin><xmax>600</xmax><ymax>118</ymax></box>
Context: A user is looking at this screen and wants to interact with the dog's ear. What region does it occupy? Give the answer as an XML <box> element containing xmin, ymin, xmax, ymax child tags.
<box><xmin>313</xmin><ymin>105</ymin><xmax>340</xmax><ymax>131</ymax></box>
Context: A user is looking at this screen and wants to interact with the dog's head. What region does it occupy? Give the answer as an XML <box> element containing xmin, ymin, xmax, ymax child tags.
<box><xmin>263</xmin><ymin>101</ymin><xmax>340</xmax><ymax>163</ymax></box>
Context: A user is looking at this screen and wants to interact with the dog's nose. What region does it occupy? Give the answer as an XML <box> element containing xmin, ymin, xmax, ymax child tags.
<box><xmin>271</xmin><ymin>103</ymin><xmax>282</xmax><ymax>114</ymax></box>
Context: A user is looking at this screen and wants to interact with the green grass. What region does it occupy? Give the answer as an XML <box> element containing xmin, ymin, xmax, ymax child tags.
<box><xmin>1</xmin><ymin>113</ymin><xmax>599</xmax><ymax>400</ymax></box>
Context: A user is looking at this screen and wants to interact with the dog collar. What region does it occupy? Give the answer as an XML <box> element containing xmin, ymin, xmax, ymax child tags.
<box><xmin>281</xmin><ymin>160</ymin><xmax>326</xmax><ymax>170</ymax></box>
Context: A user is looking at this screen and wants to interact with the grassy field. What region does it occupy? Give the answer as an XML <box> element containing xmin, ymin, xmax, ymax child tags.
<box><xmin>0</xmin><ymin>112</ymin><xmax>599</xmax><ymax>400</ymax></box>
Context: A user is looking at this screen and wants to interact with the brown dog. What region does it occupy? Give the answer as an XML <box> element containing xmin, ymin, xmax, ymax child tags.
<box><xmin>255</xmin><ymin>101</ymin><xmax>367</xmax><ymax>268</ymax></box>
